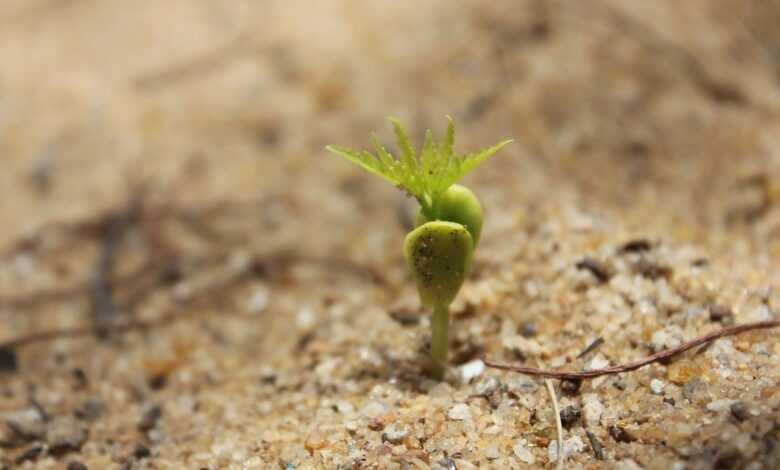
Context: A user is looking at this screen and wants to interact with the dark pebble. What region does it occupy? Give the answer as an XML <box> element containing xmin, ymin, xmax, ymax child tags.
<box><xmin>0</xmin><ymin>347</ymin><xmax>18</xmax><ymax>373</ymax></box>
<box><xmin>585</xmin><ymin>430</ymin><xmax>605</xmax><ymax>460</ymax></box>
<box><xmin>67</xmin><ymin>462</ymin><xmax>88</xmax><ymax>470</ymax></box>
<box><xmin>608</xmin><ymin>425</ymin><xmax>636</xmax><ymax>443</ymax></box>
<box><xmin>663</xmin><ymin>397</ymin><xmax>676</xmax><ymax>407</ymax></box>
<box><xmin>559</xmin><ymin>406</ymin><xmax>581</xmax><ymax>429</ymax></box>
<box><xmin>619</xmin><ymin>239</ymin><xmax>652</xmax><ymax>254</ymax></box>
<box><xmin>520</xmin><ymin>322</ymin><xmax>537</xmax><ymax>338</ymax></box>
<box><xmin>576</xmin><ymin>257</ymin><xmax>612</xmax><ymax>283</ymax></box>
<box><xmin>134</xmin><ymin>444</ymin><xmax>151</xmax><ymax>459</ymax></box>
<box><xmin>709</xmin><ymin>304</ymin><xmax>735</xmax><ymax>325</ymax></box>
<box><xmin>730</xmin><ymin>401</ymin><xmax>751</xmax><ymax>422</ymax></box>
<box><xmin>436</xmin><ymin>458</ymin><xmax>457</xmax><ymax>470</ymax></box>
<box><xmin>138</xmin><ymin>403</ymin><xmax>162</xmax><ymax>432</ymax></box>
<box><xmin>15</xmin><ymin>444</ymin><xmax>43</xmax><ymax>464</ymax></box>
<box><xmin>75</xmin><ymin>399</ymin><xmax>105</xmax><ymax>421</ymax></box>
<box><xmin>560</xmin><ymin>379</ymin><xmax>581</xmax><ymax>396</ymax></box>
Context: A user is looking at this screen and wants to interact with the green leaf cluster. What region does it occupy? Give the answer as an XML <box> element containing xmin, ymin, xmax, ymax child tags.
<box><xmin>326</xmin><ymin>117</ymin><xmax>511</xmax><ymax>217</ymax></box>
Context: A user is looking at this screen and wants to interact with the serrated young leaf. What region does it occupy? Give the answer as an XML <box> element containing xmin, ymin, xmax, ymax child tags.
<box><xmin>327</xmin><ymin>118</ymin><xmax>512</xmax><ymax>216</ymax></box>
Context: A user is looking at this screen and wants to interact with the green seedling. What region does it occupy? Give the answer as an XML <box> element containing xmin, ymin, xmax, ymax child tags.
<box><xmin>327</xmin><ymin>117</ymin><xmax>511</xmax><ymax>380</ymax></box>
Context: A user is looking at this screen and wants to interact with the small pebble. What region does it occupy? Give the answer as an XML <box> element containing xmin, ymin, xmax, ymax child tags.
<box><xmin>730</xmin><ymin>401</ymin><xmax>751</xmax><ymax>421</ymax></box>
<box><xmin>474</xmin><ymin>376</ymin><xmax>500</xmax><ymax>396</ymax></box>
<box><xmin>650</xmin><ymin>379</ymin><xmax>665</xmax><ymax>395</ymax></box>
<box><xmin>360</xmin><ymin>401</ymin><xmax>388</xmax><ymax>419</ymax></box>
<box><xmin>458</xmin><ymin>359</ymin><xmax>485</xmax><ymax>383</ymax></box>
<box><xmin>548</xmin><ymin>436</ymin><xmax>585</xmax><ymax>460</ymax></box>
<box><xmin>651</xmin><ymin>326</ymin><xmax>685</xmax><ymax>351</ymax></box>
<box><xmin>67</xmin><ymin>462</ymin><xmax>88</xmax><ymax>470</ymax></box>
<box><xmin>585</xmin><ymin>354</ymin><xmax>609</xmax><ymax>371</ymax></box>
<box><xmin>447</xmin><ymin>403</ymin><xmax>471</xmax><ymax>421</ymax></box>
<box><xmin>608</xmin><ymin>425</ymin><xmax>636</xmax><ymax>443</ymax></box>
<box><xmin>138</xmin><ymin>403</ymin><xmax>163</xmax><ymax>432</ymax></box>
<box><xmin>248</xmin><ymin>286</ymin><xmax>270</xmax><ymax>314</ymax></box>
<box><xmin>513</xmin><ymin>440</ymin><xmax>536</xmax><ymax>464</ymax></box>
<box><xmin>381</xmin><ymin>425</ymin><xmax>407</xmax><ymax>444</ymax></box>
<box><xmin>484</xmin><ymin>443</ymin><xmax>500</xmax><ymax>460</ymax></box>
<box><xmin>75</xmin><ymin>398</ymin><xmax>105</xmax><ymax>421</ymax></box>
<box><xmin>582</xmin><ymin>394</ymin><xmax>605</xmax><ymax>427</ymax></box>
<box><xmin>559</xmin><ymin>406</ymin><xmax>581</xmax><ymax>429</ymax></box>
<box><xmin>5</xmin><ymin>408</ymin><xmax>46</xmax><ymax>440</ymax></box>
<box><xmin>0</xmin><ymin>347</ymin><xmax>18</xmax><ymax>373</ymax></box>
<box><xmin>46</xmin><ymin>417</ymin><xmax>87</xmax><ymax>455</ymax></box>
<box><xmin>707</xmin><ymin>399</ymin><xmax>737</xmax><ymax>412</ymax></box>
<box><xmin>134</xmin><ymin>444</ymin><xmax>151</xmax><ymax>459</ymax></box>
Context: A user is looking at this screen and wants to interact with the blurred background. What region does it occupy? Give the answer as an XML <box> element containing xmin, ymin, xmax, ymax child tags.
<box><xmin>2</xmin><ymin>0</ymin><xmax>780</xmax><ymax>467</ymax></box>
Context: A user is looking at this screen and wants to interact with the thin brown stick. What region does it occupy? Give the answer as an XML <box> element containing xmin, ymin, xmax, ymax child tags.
<box><xmin>485</xmin><ymin>320</ymin><xmax>780</xmax><ymax>380</ymax></box>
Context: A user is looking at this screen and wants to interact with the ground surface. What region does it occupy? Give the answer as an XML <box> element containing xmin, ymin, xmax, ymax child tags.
<box><xmin>1</xmin><ymin>1</ymin><xmax>780</xmax><ymax>469</ymax></box>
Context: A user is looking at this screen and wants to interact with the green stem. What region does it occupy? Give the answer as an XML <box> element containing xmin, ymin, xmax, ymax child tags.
<box><xmin>430</xmin><ymin>302</ymin><xmax>450</xmax><ymax>381</ymax></box>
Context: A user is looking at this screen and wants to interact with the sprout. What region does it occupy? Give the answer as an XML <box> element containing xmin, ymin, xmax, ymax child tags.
<box><xmin>327</xmin><ymin>118</ymin><xmax>511</xmax><ymax>380</ymax></box>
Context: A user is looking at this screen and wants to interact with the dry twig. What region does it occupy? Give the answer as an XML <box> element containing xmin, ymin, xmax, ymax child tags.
<box><xmin>485</xmin><ymin>320</ymin><xmax>780</xmax><ymax>380</ymax></box>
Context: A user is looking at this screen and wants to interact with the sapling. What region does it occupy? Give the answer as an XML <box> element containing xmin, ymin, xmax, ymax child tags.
<box><xmin>327</xmin><ymin>118</ymin><xmax>511</xmax><ymax>380</ymax></box>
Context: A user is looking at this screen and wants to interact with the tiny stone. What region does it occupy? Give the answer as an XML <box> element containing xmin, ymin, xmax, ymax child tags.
<box><xmin>75</xmin><ymin>398</ymin><xmax>105</xmax><ymax>421</ymax></box>
<box><xmin>608</xmin><ymin>425</ymin><xmax>636</xmax><ymax>443</ymax></box>
<box><xmin>433</xmin><ymin>458</ymin><xmax>457</xmax><ymax>470</ymax></box>
<box><xmin>682</xmin><ymin>378</ymin><xmax>708</xmax><ymax>404</ymax></box>
<box><xmin>134</xmin><ymin>444</ymin><xmax>151</xmax><ymax>459</ymax></box>
<box><xmin>709</xmin><ymin>304</ymin><xmax>734</xmax><ymax>324</ymax></box>
<box><xmin>651</xmin><ymin>326</ymin><xmax>685</xmax><ymax>352</ymax></box>
<box><xmin>474</xmin><ymin>376</ymin><xmax>501</xmax><ymax>396</ymax></box>
<box><xmin>663</xmin><ymin>397</ymin><xmax>676</xmax><ymax>406</ymax></box>
<box><xmin>730</xmin><ymin>401</ymin><xmax>751</xmax><ymax>421</ymax></box>
<box><xmin>548</xmin><ymin>436</ymin><xmax>585</xmax><ymax>461</ymax></box>
<box><xmin>485</xmin><ymin>443</ymin><xmax>500</xmax><ymax>460</ymax></box>
<box><xmin>615</xmin><ymin>459</ymin><xmax>644</xmax><ymax>470</ymax></box>
<box><xmin>458</xmin><ymin>359</ymin><xmax>485</xmax><ymax>383</ymax></box>
<box><xmin>520</xmin><ymin>321</ymin><xmax>537</xmax><ymax>338</ymax></box>
<box><xmin>650</xmin><ymin>379</ymin><xmax>665</xmax><ymax>395</ymax></box>
<box><xmin>381</xmin><ymin>425</ymin><xmax>407</xmax><ymax>445</ymax></box>
<box><xmin>15</xmin><ymin>444</ymin><xmax>43</xmax><ymax>465</ymax></box>
<box><xmin>138</xmin><ymin>403</ymin><xmax>163</xmax><ymax>432</ymax></box>
<box><xmin>585</xmin><ymin>354</ymin><xmax>610</xmax><ymax>371</ymax></box>
<box><xmin>248</xmin><ymin>286</ymin><xmax>270</xmax><ymax>314</ymax></box>
<box><xmin>513</xmin><ymin>440</ymin><xmax>536</xmax><ymax>464</ymax></box>
<box><xmin>6</xmin><ymin>408</ymin><xmax>46</xmax><ymax>440</ymax></box>
<box><xmin>559</xmin><ymin>406</ymin><xmax>581</xmax><ymax>429</ymax></box>
<box><xmin>0</xmin><ymin>347</ymin><xmax>18</xmax><ymax>373</ymax></box>
<box><xmin>582</xmin><ymin>394</ymin><xmax>605</xmax><ymax>428</ymax></box>
<box><xmin>707</xmin><ymin>399</ymin><xmax>737</xmax><ymax>412</ymax></box>
<box><xmin>447</xmin><ymin>403</ymin><xmax>472</xmax><ymax>421</ymax></box>
<box><xmin>67</xmin><ymin>462</ymin><xmax>88</xmax><ymax>470</ymax></box>
<box><xmin>560</xmin><ymin>379</ymin><xmax>581</xmax><ymax>395</ymax></box>
<box><xmin>46</xmin><ymin>417</ymin><xmax>87</xmax><ymax>455</ymax></box>
<box><xmin>360</xmin><ymin>400</ymin><xmax>388</xmax><ymax>419</ymax></box>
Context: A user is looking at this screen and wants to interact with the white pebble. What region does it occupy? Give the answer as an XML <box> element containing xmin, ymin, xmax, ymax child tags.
<box><xmin>360</xmin><ymin>400</ymin><xmax>388</xmax><ymax>419</ymax></box>
<box><xmin>582</xmin><ymin>393</ymin><xmax>605</xmax><ymax>427</ymax></box>
<box><xmin>296</xmin><ymin>307</ymin><xmax>316</xmax><ymax>329</ymax></box>
<box><xmin>248</xmin><ymin>285</ymin><xmax>270</xmax><ymax>314</ymax></box>
<box><xmin>706</xmin><ymin>399</ymin><xmax>737</xmax><ymax>412</ymax></box>
<box><xmin>651</xmin><ymin>325</ymin><xmax>685</xmax><ymax>351</ymax></box>
<box><xmin>513</xmin><ymin>440</ymin><xmax>536</xmax><ymax>464</ymax></box>
<box><xmin>585</xmin><ymin>354</ymin><xmax>610</xmax><ymax>371</ymax></box>
<box><xmin>484</xmin><ymin>443</ymin><xmax>500</xmax><ymax>460</ymax></box>
<box><xmin>447</xmin><ymin>403</ymin><xmax>472</xmax><ymax>421</ymax></box>
<box><xmin>650</xmin><ymin>379</ymin><xmax>665</xmax><ymax>395</ymax></box>
<box><xmin>459</xmin><ymin>359</ymin><xmax>485</xmax><ymax>383</ymax></box>
<box><xmin>547</xmin><ymin>436</ymin><xmax>585</xmax><ymax>461</ymax></box>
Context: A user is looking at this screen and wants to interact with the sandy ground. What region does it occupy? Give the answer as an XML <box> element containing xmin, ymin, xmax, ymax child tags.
<box><xmin>1</xmin><ymin>1</ymin><xmax>780</xmax><ymax>468</ymax></box>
